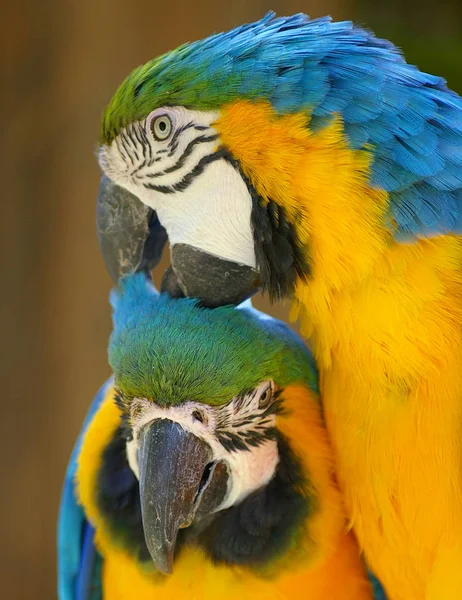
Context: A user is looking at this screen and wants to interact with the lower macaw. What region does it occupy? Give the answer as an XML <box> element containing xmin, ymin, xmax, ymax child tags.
<box><xmin>58</xmin><ymin>274</ymin><xmax>384</xmax><ymax>599</ymax></box>
<box><xmin>93</xmin><ymin>13</ymin><xmax>462</xmax><ymax>599</ymax></box>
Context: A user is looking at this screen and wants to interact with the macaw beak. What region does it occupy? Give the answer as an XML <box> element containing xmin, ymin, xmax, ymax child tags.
<box><xmin>96</xmin><ymin>175</ymin><xmax>260</xmax><ymax>305</ymax></box>
<box><xmin>96</xmin><ymin>175</ymin><xmax>168</xmax><ymax>282</ymax></box>
<box><xmin>169</xmin><ymin>244</ymin><xmax>261</xmax><ymax>308</ymax></box>
<box><xmin>138</xmin><ymin>420</ymin><xmax>229</xmax><ymax>574</ymax></box>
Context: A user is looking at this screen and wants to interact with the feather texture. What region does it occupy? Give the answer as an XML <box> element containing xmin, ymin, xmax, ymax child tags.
<box><xmin>109</xmin><ymin>274</ymin><xmax>317</xmax><ymax>405</ymax></box>
<box><xmin>57</xmin><ymin>380</ymin><xmax>110</xmax><ymax>600</ymax></box>
<box><xmin>102</xmin><ymin>12</ymin><xmax>462</xmax><ymax>239</ymax></box>
<box><xmin>98</xmin><ymin>13</ymin><xmax>462</xmax><ymax>600</ymax></box>
<box><xmin>58</xmin><ymin>277</ymin><xmax>384</xmax><ymax>599</ymax></box>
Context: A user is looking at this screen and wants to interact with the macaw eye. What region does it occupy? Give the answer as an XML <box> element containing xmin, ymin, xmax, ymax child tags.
<box><xmin>151</xmin><ymin>115</ymin><xmax>172</xmax><ymax>141</ymax></box>
<box><xmin>192</xmin><ymin>409</ymin><xmax>208</xmax><ymax>425</ymax></box>
<box><xmin>131</xmin><ymin>402</ymin><xmax>143</xmax><ymax>419</ymax></box>
<box><xmin>258</xmin><ymin>382</ymin><xmax>274</xmax><ymax>409</ymax></box>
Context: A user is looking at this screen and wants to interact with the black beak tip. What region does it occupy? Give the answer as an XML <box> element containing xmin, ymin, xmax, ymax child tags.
<box><xmin>161</xmin><ymin>562</ymin><xmax>173</xmax><ymax>576</ymax></box>
<box><xmin>152</xmin><ymin>546</ymin><xmax>174</xmax><ymax>575</ymax></box>
<box><xmin>143</xmin><ymin>527</ymin><xmax>178</xmax><ymax>575</ymax></box>
<box><xmin>96</xmin><ymin>175</ymin><xmax>167</xmax><ymax>283</ymax></box>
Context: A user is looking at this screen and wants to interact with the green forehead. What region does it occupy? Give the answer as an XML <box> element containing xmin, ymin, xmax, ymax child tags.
<box><xmin>100</xmin><ymin>13</ymin><xmax>309</xmax><ymax>144</ymax></box>
<box><xmin>101</xmin><ymin>48</ymin><xmax>255</xmax><ymax>145</ymax></box>
<box><xmin>108</xmin><ymin>275</ymin><xmax>317</xmax><ymax>406</ymax></box>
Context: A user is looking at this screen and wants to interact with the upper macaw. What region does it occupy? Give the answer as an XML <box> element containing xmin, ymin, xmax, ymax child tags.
<box><xmin>94</xmin><ymin>12</ymin><xmax>462</xmax><ymax>600</ymax></box>
<box><xmin>57</xmin><ymin>274</ymin><xmax>383</xmax><ymax>600</ymax></box>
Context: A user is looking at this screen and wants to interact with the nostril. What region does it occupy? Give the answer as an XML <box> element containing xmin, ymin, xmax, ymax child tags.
<box><xmin>192</xmin><ymin>409</ymin><xmax>207</xmax><ymax>425</ymax></box>
<box><xmin>194</xmin><ymin>462</ymin><xmax>214</xmax><ymax>503</ymax></box>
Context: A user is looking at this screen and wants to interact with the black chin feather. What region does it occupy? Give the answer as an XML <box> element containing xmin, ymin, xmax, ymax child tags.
<box><xmin>197</xmin><ymin>432</ymin><xmax>310</xmax><ymax>567</ymax></box>
<box><xmin>222</xmin><ymin>151</ymin><xmax>312</xmax><ymax>301</ymax></box>
<box><xmin>96</xmin><ymin>425</ymin><xmax>152</xmax><ymax>565</ymax></box>
<box><xmin>96</xmin><ymin>426</ymin><xmax>310</xmax><ymax>571</ymax></box>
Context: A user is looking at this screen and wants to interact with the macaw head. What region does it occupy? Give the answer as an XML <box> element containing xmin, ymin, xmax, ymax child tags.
<box><xmin>97</xmin><ymin>12</ymin><xmax>461</xmax><ymax>305</ymax></box>
<box><xmin>98</xmin><ymin>12</ymin><xmax>324</xmax><ymax>304</ymax></box>
<box><xmin>104</xmin><ymin>273</ymin><xmax>317</xmax><ymax>573</ymax></box>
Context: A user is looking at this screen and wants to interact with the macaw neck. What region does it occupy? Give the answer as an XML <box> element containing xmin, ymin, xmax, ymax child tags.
<box><xmin>294</xmin><ymin>235</ymin><xmax>462</xmax><ymax>388</ymax></box>
<box><xmin>215</xmin><ymin>101</ymin><xmax>392</xmax><ymax>301</ymax></box>
<box><xmin>216</xmin><ymin>103</ymin><xmax>462</xmax><ymax>371</ymax></box>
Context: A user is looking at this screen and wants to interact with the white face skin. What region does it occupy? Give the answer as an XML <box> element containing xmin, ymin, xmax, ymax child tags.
<box><xmin>99</xmin><ymin>106</ymin><xmax>256</xmax><ymax>268</ymax></box>
<box><xmin>125</xmin><ymin>381</ymin><xmax>279</xmax><ymax>511</ymax></box>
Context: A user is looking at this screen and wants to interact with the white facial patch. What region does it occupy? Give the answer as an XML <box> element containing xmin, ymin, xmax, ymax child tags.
<box><xmin>98</xmin><ymin>106</ymin><xmax>256</xmax><ymax>269</ymax></box>
<box><xmin>125</xmin><ymin>382</ymin><xmax>279</xmax><ymax>511</ymax></box>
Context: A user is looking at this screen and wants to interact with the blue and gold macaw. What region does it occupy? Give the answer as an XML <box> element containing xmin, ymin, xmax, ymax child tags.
<box><xmin>94</xmin><ymin>13</ymin><xmax>462</xmax><ymax>599</ymax></box>
<box><xmin>58</xmin><ymin>274</ymin><xmax>384</xmax><ymax>599</ymax></box>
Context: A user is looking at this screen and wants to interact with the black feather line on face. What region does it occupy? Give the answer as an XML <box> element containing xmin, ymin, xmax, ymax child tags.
<box><xmin>127</xmin><ymin>124</ymin><xmax>141</xmax><ymax>162</ymax></box>
<box><xmin>113</xmin><ymin>388</ymin><xmax>133</xmax><ymax>442</ymax></box>
<box><xmin>215</xmin><ymin>398</ymin><xmax>283</xmax><ymax>453</ymax></box>
<box><xmin>222</xmin><ymin>152</ymin><xmax>312</xmax><ymax>301</ymax></box>
<box><xmin>213</xmin><ymin>385</ymin><xmax>282</xmax><ymax>452</ymax></box>
<box><xmin>167</xmin><ymin>121</ymin><xmax>195</xmax><ymax>156</ymax></box>
<box><xmin>142</xmin><ymin>149</ymin><xmax>226</xmax><ymax>194</ymax></box>
<box><xmin>144</xmin><ymin>133</ymin><xmax>219</xmax><ymax>178</ymax></box>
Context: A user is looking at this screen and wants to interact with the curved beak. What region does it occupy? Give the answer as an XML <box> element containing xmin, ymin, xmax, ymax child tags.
<box><xmin>96</xmin><ymin>175</ymin><xmax>167</xmax><ymax>282</ymax></box>
<box><xmin>96</xmin><ymin>175</ymin><xmax>260</xmax><ymax>305</ymax></box>
<box><xmin>169</xmin><ymin>244</ymin><xmax>260</xmax><ymax>308</ymax></box>
<box><xmin>138</xmin><ymin>420</ymin><xmax>229</xmax><ymax>574</ymax></box>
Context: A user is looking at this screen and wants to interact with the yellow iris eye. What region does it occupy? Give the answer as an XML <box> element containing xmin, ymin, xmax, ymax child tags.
<box><xmin>151</xmin><ymin>115</ymin><xmax>172</xmax><ymax>141</ymax></box>
<box><xmin>258</xmin><ymin>382</ymin><xmax>274</xmax><ymax>409</ymax></box>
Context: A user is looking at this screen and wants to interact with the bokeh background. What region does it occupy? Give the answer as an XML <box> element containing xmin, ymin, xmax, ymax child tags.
<box><xmin>2</xmin><ymin>0</ymin><xmax>461</xmax><ymax>597</ymax></box>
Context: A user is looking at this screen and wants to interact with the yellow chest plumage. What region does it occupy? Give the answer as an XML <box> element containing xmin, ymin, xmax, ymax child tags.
<box><xmin>101</xmin><ymin>538</ymin><xmax>370</xmax><ymax>600</ymax></box>
<box><xmin>216</xmin><ymin>100</ymin><xmax>462</xmax><ymax>599</ymax></box>
<box><xmin>303</xmin><ymin>237</ymin><xmax>462</xmax><ymax>600</ymax></box>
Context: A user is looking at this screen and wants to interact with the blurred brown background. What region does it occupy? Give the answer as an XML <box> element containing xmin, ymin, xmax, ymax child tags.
<box><xmin>2</xmin><ymin>0</ymin><xmax>461</xmax><ymax>597</ymax></box>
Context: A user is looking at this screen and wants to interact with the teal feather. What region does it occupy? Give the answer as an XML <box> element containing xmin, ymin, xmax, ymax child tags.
<box><xmin>370</xmin><ymin>572</ymin><xmax>387</xmax><ymax>600</ymax></box>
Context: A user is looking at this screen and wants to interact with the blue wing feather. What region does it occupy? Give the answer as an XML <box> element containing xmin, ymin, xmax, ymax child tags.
<box><xmin>57</xmin><ymin>379</ymin><xmax>112</xmax><ymax>600</ymax></box>
<box><xmin>369</xmin><ymin>572</ymin><xmax>387</xmax><ymax>600</ymax></box>
<box><xmin>76</xmin><ymin>523</ymin><xmax>103</xmax><ymax>600</ymax></box>
<box><xmin>156</xmin><ymin>12</ymin><xmax>462</xmax><ymax>238</ymax></box>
